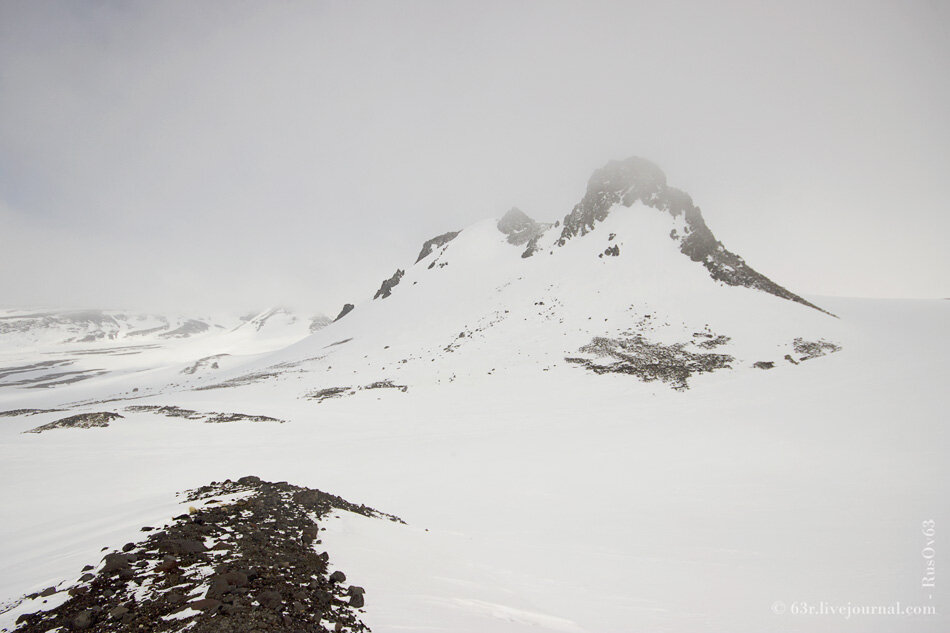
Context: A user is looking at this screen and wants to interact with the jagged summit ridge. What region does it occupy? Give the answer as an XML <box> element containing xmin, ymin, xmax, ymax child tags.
<box><xmin>558</xmin><ymin>157</ymin><xmax>672</xmax><ymax>242</ymax></box>
<box><xmin>365</xmin><ymin>155</ymin><xmax>828</xmax><ymax>315</ymax></box>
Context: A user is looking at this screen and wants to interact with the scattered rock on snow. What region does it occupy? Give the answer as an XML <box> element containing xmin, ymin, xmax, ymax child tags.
<box><xmin>792</xmin><ymin>337</ymin><xmax>842</xmax><ymax>361</ymax></box>
<box><xmin>566</xmin><ymin>333</ymin><xmax>733</xmax><ymax>390</ymax></box>
<box><xmin>24</xmin><ymin>411</ymin><xmax>123</xmax><ymax>434</ymax></box>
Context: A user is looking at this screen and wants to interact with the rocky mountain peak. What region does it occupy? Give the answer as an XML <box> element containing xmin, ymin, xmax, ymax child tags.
<box><xmin>586</xmin><ymin>156</ymin><xmax>668</xmax><ymax>200</ymax></box>
<box><xmin>558</xmin><ymin>157</ymin><xmax>671</xmax><ymax>243</ymax></box>
<box><xmin>556</xmin><ymin>156</ymin><xmax>830</xmax><ymax>314</ymax></box>
<box><xmin>497</xmin><ymin>208</ymin><xmax>534</xmax><ymax>235</ymax></box>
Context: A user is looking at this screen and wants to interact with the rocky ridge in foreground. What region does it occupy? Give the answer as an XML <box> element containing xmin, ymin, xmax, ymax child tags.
<box><xmin>11</xmin><ymin>478</ymin><xmax>402</xmax><ymax>633</ymax></box>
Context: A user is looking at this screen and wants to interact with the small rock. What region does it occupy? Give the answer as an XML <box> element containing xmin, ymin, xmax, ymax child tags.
<box><xmin>349</xmin><ymin>592</ymin><xmax>365</xmax><ymax>608</ymax></box>
<box><xmin>109</xmin><ymin>605</ymin><xmax>129</xmax><ymax>618</ymax></box>
<box><xmin>329</xmin><ymin>570</ymin><xmax>346</xmax><ymax>583</ymax></box>
<box><xmin>122</xmin><ymin>542</ymin><xmax>136</xmax><ymax>552</ymax></box>
<box><xmin>39</xmin><ymin>586</ymin><xmax>57</xmax><ymax>597</ymax></box>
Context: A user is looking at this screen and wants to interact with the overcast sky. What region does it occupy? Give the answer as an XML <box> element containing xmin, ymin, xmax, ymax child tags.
<box><xmin>1</xmin><ymin>0</ymin><xmax>947</xmax><ymax>315</ymax></box>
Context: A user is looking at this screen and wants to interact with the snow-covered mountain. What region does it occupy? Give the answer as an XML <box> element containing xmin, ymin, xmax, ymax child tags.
<box><xmin>0</xmin><ymin>309</ymin><xmax>224</xmax><ymax>346</ymax></box>
<box><xmin>198</xmin><ymin>156</ymin><xmax>842</xmax><ymax>399</ymax></box>
<box><xmin>1</xmin><ymin>157</ymin><xmax>843</xmax><ymax>403</ymax></box>
<box><xmin>0</xmin><ymin>157</ymin><xmax>945</xmax><ymax>633</ymax></box>
<box><xmin>0</xmin><ymin>307</ymin><xmax>329</xmax><ymax>394</ymax></box>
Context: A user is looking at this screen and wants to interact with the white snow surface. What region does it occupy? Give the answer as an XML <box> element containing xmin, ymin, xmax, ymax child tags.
<box><xmin>0</xmin><ymin>205</ymin><xmax>946</xmax><ymax>632</ymax></box>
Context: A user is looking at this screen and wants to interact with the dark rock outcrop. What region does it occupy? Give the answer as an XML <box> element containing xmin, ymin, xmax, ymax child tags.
<box><xmin>334</xmin><ymin>303</ymin><xmax>355</xmax><ymax>322</ymax></box>
<box><xmin>24</xmin><ymin>411</ymin><xmax>123</xmax><ymax>434</ymax></box>
<box><xmin>0</xmin><ymin>408</ymin><xmax>63</xmax><ymax>417</ymax></box>
<box><xmin>307</xmin><ymin>386</ymin><xmax>353</xmax><ymax>402</ymax></box>
<box><xmin>497</xmin><ymin>207</ymin><xmax>534</xmax><ymax>236</ymax></box>
<box><xmin>415</xmin><ymin>231</ymin><xmax>461</xmax><ymax>263</ymax></box>
<box><xmin>373</xmin><ymin>269</ymin><xmax>405</xmax><ymax>300</ymax></box>
<box><xmin>496</xmin><ymin>207</ymin><xmax>552</xmax><ymax>258</ymax></box>
<box><xmin>497</xmin><ymin>208</ymin><xmax>550</xmax><ymax>245</ymax></box>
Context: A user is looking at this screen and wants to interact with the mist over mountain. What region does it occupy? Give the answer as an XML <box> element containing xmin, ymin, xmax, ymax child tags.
<box><xmin>1</xmin><ymin>1</ymin><xmax>947</xmax><ymax>312</ymax></box>
<box><xmin>0</xmin><ymin>2</ymin><xmax>947</xmax><ymax>632</ymax></box>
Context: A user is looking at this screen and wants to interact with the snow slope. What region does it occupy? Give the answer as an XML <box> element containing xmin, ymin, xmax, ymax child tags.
<box><xmin>0</xmin><ymin>297</ymin><xmax>945</xmax><ymax>633</ymax></box>
<box><xmin>187</xmin><ymin>176</ymin><xmax>842</xmax><ymax>400</ymax></box>
<box><xmin>0</xmin><ymin>158</ymin><xmax>945</xmax><ymax>632</ymax></box>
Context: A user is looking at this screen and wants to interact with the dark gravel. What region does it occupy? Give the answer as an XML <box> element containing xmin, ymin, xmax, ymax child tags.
<box><xmin>12</xmin><ymin>478</ymin><xmax>402</xmax><ymax>633</ymax></box>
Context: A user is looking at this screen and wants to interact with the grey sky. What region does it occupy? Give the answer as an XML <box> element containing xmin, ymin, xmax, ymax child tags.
<box><xmin>1</xmin><ymin>0</ymin><xmax>947</xmax><ymax>314</ymax></box>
